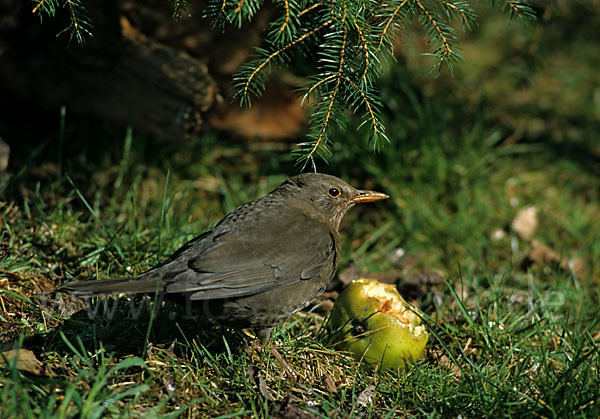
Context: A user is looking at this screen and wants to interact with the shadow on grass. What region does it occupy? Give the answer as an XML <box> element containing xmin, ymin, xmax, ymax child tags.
<box><xmin>27</xmin><ymin>296</ymin><xmax>248</xmax><ymax>362</ymax></box>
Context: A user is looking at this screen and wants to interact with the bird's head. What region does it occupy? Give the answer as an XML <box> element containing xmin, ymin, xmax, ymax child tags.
<box><xmin>279</xmin><ymin>173</ymin><xmax>388</xmax><ymax>230</ymax></box>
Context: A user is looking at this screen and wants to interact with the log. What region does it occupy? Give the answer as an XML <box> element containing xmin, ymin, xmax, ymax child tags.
<box><xmin>0</xmin><ymin>0</ymin><xmax>217</xmax><ymax>140</ymax></box>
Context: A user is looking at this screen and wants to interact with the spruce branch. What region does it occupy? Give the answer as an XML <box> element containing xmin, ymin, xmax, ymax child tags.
<box><xmin>298</xmin><ymin>2</ymin><xmax>325</xmax><ymax>17</ymax></box>
<box><xmin>32</xmin><ymin>0</ymin><xmax>50</xmax><ymax>15</ymax></box>
<box><xmin>303</xmin><ymin>75</ymin><xmax>338</xmax><ymax>99</ymax></box>
<box><xmin>271</xmin><ymin>0</ymin><xmax>302</xmax><ymax>44</ymax></box>
<box><xmin>32</xmin><ymin>0</ymin><xmax>92</xmax><ymax>44</ymax></box>
<box><xmin>488</xmin><ymin>0</ymin><xmax>535</xmax><ymax>19</ymax></box>
<box><xmin>227</xmin><ymin>0</ymin><xmax>533</xmax><ymax>165</ymax></box>
<box><xmin>503</xmin><ymin>0</ymin><xmax>534</xmax><ymax>18</ymax></box>
<box><xmin>436</xmin><ymin>0</ymin><xmax>476</xmax><ymax>28</ymax></box>
<box><xmin>416</xmin><ymin>0</ymin><xmax>459</xmax><ymax>74</ymax></box>
<box><xmin>234</xmin><ymin>17</ymin><xmax>334</xmax><ymax>105</ymax></box>
<box><xmin>279</xmin><ymin>0</ymin><xmax>291</xmax><ymax>34</ymax></box>
<box><xmin>352</xmin><ymin>18</ymin><xmax>370</xmax><ymax>80</ymax></box>
<box><xmin>172</xmin><ymin>0</ymin><xmax>191</xmax><ymax>20</ymax></box>
<box><xmin>230</xmin><ymin>0</ymin><xmax>262</xmax><ymax>27</ymax></box>
<box><xmin>342</xmin><ymin>76</ymin><xmax>382</xmax><ymax>140</ymax></box>
<box><xmin>31</xmin><ymin>0</ymin><xmax>535</xmax><ymax>165</ymax></box>
<box><xmin>303</xmin><ymin>0</ymin><xmax>348</xmax><ymax>166</ymax></box>
<box><xmin>235</xmin><ymin>0</ymin><xmax>246</xmax><ymax>14</ymax></box>
<box><xmin>59</xmin><ymin>0</ymin><xmax>93</xmax><ymax>44</ymax></box>
<box><xmin>375</xmin><ymin>0</ymin><xmax>410</xmax><ymax>54</ymax></box>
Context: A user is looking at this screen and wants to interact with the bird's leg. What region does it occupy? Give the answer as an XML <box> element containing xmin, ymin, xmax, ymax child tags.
<box><xmin>259</xmin><ymin>328</ymin><xmax>299</xmax><ymax>381</ymax></box>
<box><xmin>245</xmin><ymin>328</ymin><xmax>298</xmax><ymax>381</ymax></box>
<box><xmin>256</xmin><ymin>327</ymin><xmax>273</xmax><ymax>345</ymax></box>
<box><xmin>265</xmin><ymin>341</ymin><xmax>298</xmax><ymax>382</ymax></box>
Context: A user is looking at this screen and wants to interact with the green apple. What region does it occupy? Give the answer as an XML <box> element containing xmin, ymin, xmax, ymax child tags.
<box><xmin>329</xmin><ymin>278</ymin><xmax>428</xmax><ymax>371</ymax></box>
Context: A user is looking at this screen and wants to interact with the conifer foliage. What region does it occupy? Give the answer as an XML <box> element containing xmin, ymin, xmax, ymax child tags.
<box><xmin>218</xmin><ymin>0</ymin><xmax>533</xmax><ymax>168</ymax></box>
<box><xmin>32</xmin><ymin>0</ymin><xmax>534</xmax><ymax>167</ymax></box>
<box><xmin>32</xmin><ymin>0</ymin><xmax>93</xmax><ymax>44</ymax></box>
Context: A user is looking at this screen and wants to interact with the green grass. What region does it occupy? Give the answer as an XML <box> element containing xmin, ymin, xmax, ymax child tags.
<box><xmin>2</xmin><ymin>5</ymin><xmax>600</xmax><ymax>415</ymax></box>
<box><xmin>1</xmin><ymin>102</ymin><xmax>599</xmax><ymax>416</ymax></box>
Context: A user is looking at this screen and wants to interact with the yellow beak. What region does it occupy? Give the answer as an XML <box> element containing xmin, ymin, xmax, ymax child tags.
<box><xmin>349</xmin><ymin>190</ymin><xmax>389</xmax><ymax>204</ymax></box>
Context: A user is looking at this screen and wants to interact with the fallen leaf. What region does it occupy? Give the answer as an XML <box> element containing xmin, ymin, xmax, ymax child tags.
<box><xmin>435</xmin><ymin>354</ymin><xmax>462</xmax><ymax>379</ymax></box>
<box><xmin>529</xmin><ymin>239</ymin><xmax>559</xmax><ymax>265</ymax></box>
<box><xmin>0</xmin><ymin>349</ymin><xmax>43</xmax><ymax>375</ymax></box>
<box><xmin>562</xmin><ymin>257</ymin><xmax>584</xmax><ymax>277</ymax></box>
<box><xmin>490</xmin><ymin>228</ymin><xmax>507</xmax><ymax>241</ymax></box>
<box><xmin>528</xmin><ymin>240</ymin><xmax>585</xmax><ymax>278</ymax></box>
<box><xmin>324</xmin><ymin>374</ymin><xmax>337</xmax><ymax>393</ymax></box>
<box><xmin>512</xmin><ymin>206</ymin><xmax>538</xmax><ymax>240</ymax></box>
<box><xmin>207</xmin><ymin>75</ymin><xmax>305</xmax><ymax>140</ymax></box>
<box><xmin>356</xmin><ymin>384</ymin><xmax>376</xmax><ymax>408</ymax></box>
<box><xmin>247</xmin><ymin>365</ymin><xmax>275</xmax><ymax>401</ymax></box>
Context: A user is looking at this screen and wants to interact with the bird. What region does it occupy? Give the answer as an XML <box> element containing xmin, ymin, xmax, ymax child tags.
<box><xmin>61</xmin><ymin>173</ymin><xmax>388</xmax><ymax>343</ymax></box>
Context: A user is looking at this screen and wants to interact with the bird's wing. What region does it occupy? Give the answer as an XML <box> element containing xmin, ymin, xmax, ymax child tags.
<box><xmin>162</xmin><ymin>208</ymin><xmax>336</xmax><ymax>300</ymax></box>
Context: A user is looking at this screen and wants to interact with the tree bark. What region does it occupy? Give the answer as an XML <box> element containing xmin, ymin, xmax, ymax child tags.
<box><xmin>0</xmin><ymin>0</ymin><xmax>217</xmax><ymax>140</ymax></box>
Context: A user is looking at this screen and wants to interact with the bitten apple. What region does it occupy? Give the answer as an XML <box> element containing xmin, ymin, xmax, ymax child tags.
<box><xmin>329</xmin><ymin>278</ymin><xmax>428</xmax><ymax>371</ymax></box>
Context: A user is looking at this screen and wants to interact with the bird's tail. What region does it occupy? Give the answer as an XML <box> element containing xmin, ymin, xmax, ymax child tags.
<box><xmin>60</xmin><ymin>274</ymin><xmax>165</xmax><ymax>297</ymax></box>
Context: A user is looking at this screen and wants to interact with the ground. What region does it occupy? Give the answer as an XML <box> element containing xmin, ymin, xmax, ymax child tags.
<box><xmin>1</xmin><ymin>2</ymin><xmax>599</xmax><ymax>417</ymax></box>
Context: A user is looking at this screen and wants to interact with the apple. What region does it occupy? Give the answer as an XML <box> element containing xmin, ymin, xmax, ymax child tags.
<box><xmin>329</xmin><ymin>278</ymin><xmax>428</xmax><ymax>371</ymax></box>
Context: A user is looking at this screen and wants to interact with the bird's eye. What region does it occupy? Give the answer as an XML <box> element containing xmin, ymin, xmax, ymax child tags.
<box><xmin>328</xmin><ymin>187</ymin><xmax>341</xmax><ymax>198</ymax></box>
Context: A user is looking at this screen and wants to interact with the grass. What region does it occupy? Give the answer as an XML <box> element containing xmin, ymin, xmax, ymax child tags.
<box><xmin>1</xmin><ymin>102</ymin><xmax>598</xmax><ymax>416</ymax></box>
<box><xmin>2</xmin><ymin>5</ymin><xmax>600</xmax><ymax>415</ymax></box>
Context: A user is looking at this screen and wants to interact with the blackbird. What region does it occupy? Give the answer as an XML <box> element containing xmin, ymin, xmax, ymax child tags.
<box><xmin>62</xmin><ymin>173</ymin><xmax>388</xmax><ymax>342</ymax></box>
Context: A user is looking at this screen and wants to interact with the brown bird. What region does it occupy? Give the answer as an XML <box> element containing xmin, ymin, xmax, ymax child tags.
<box><xmin>62</xmin><ymin>173</ymin><xmax>388</xmax><ymax>343</ymax></box>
